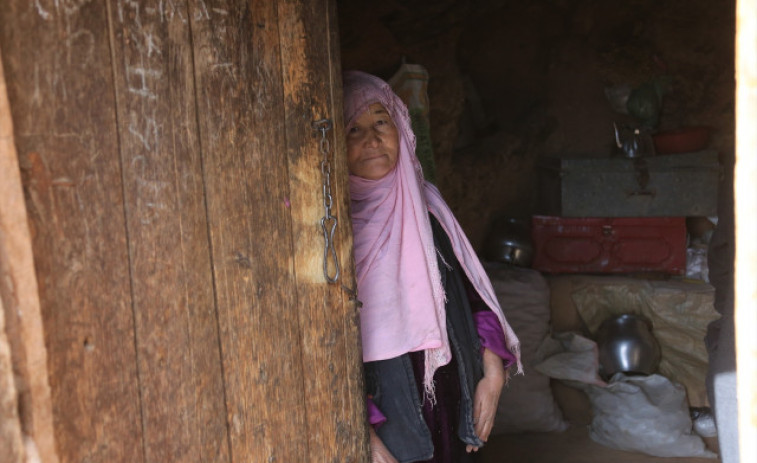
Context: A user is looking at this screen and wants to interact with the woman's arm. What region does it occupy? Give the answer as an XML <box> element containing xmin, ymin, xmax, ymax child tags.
<box><xmin>368</xmin><ymin>427</ymin><xmax>399</xmax><ymax>463</ymax></box>
<box><xmin>366</xmin><ymin>394</ymin><xmax>394</xmax><ymax>461</ymax></box>
<box><xmin>463</xmin><ymin>278</ymin><xmax>511</xmax><ymax>452</ymax></box>
<box><xmin>466</xmin><ymin>347</ymin><xmax>506</xmax><ymax>453</ymax></box>
<box><xmin>465</xmin><ymin>278</ymin><xmax>517</xmax><ymax>368</ymax></box>
<box><xmin>473</xmin><ymin>311</ymin><xmax>517</xmax><ymax>368</ymax></box>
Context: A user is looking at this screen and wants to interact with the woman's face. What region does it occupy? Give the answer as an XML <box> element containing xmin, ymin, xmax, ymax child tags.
<box><xmin>346</xmin><ymin>103</ymin><xmax>399</xmax><ymax>180</ymax></box>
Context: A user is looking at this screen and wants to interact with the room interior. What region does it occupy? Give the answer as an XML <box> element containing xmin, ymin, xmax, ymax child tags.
<box><xmin>0</xmin><ymin>1</ymin><xmax>746</xmax><ymax>462</ymax></box>
<box><xmin>336</xmin><ymin>1</ymin><xmax>735</xmax><ymax>461</ymax></box>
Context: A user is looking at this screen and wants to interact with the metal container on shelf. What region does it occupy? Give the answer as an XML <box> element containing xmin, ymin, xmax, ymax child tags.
<box><xmin>481</xmin><ymin>217</ymin><xmax>533</xmax><ymax>267</ymax></box>
<box><xmin>538</xmin><ymin>150</ymin><xmax>721</xmax><ymax>217</ymax></box>
<box><xmin>596</xmin><ymin>313</ymin><xmax>661</xmax><ymax>380</ymax></box>
<box><xmin>530</xmin><ymin>215</ymin><xmax>686</xmax><ymax>274</ymax></box>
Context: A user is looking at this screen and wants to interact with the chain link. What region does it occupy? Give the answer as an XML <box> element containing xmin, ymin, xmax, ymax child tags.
<box><xmin>312</xmin><ymin>119</ymin><xmax>340</xmax><ymax>284</ymax></box>
<box><xmin>311</xmin><ymin>119</ymin><xmax>362</xmax><ymax>307</ymax></box>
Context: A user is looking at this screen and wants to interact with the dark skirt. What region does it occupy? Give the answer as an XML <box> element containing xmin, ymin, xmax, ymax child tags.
<box><xmin>409</xmin><ymin>350</ymin><xmax>478</xmax><ymax>463</ymax></box>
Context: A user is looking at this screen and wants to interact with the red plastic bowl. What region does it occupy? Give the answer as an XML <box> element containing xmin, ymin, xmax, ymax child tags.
<box><xmin>653</xmin><ymin>126</ymin><xmax>711</xmax><ymax>154</ymax></box>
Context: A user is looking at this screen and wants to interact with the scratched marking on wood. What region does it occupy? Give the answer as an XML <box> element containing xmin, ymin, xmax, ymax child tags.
<box><xmin>0</xmin><ymin>1</ymin><xmax>144</xmax><ymax>461</ymax></box>
<box><xmin>107</xmin><ymin>0</ymin><xmax>230</xmax><ymax>461</ymax></box>
<box><xmin>0</xmin><ymin>0</ymin><xmax>369</xmax><ymax>461</ymax></box>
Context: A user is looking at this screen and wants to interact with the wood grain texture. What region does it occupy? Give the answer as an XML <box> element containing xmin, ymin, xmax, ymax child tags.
<box><xmin>0</xmin><ymin>45</ymin><xmax>57</xmax><ymax>463</ymax></box>
<box><xmin>327</xmin><ymin>6</ymin><xmax>372</xmax><ymax>463</ymax></box>
<box><xmin>278</xmin><ymin>0</ymin><xmax>368</xmax><ymax>461</ymax></box>
<box><xmin>324</xmin><ymin>0</ymin><xmax>371</xmax><ymax>457</ymax></box>
<box><xmin>0</xmin><ymin>2</ymin><xmax>144</xmax><ymax>461</ymax></box>
<box><xmin>106</xmin><ymin>1</ymin><xmax>230</xmax><ymax>461</ymax></box>
<box><xmin>0</xmin><ymin>0</ymin><xmax>370</xmax><ymax>461</ymax></box>
<box><xmin>189</xmin><ymin>0</ymin><xmax>308</xmax><ymax>460</ymax></box>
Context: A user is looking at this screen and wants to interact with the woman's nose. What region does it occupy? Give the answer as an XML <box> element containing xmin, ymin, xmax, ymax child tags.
<box><xmin>364</xmin><ymin>129</ymin><xmax>382</xmax><ymax>147</ymax></box>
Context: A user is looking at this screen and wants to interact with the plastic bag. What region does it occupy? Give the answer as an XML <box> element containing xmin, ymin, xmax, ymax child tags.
<box><xmin>686</xmin><ymin>245</ymin><xmax>710</xmax><ymax>282</ymax></box>
<box><xmin>534</xmin><ymin>332</ymin><xmax>606</xmax><ymax>386</ymax></box>
<box><xmin>581</xmin><ymin>373</ymin><xmax>716</xmax><ymax>458</ymax></box>
<box><xmin>535</xmin><ymin>334</ymin><xmax>716</xmax><ymax>458</ymax></box>
<box><xmin>486</xmin><ymin>264</ymin><xmax>569</xmax><ymax>433</ymax></box>
<box><xmin>570</xmin><ymin>278</ymin><xmax>719</xmax><ymax>407</ymax></box>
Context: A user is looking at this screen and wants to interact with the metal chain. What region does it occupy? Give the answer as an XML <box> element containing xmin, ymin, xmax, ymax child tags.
<box><xmin>312</xmin><ymin>118</ymin><xmax>340</xmax><ymax>284</ymax></box>
<box><xmin>311</xmin><ymin>119</ymin><xmax>362</xmax><ymax>307</ymax></box>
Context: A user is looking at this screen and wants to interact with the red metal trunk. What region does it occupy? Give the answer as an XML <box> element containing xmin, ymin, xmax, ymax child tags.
<box><xmin>531</xmin><ymin>216</ymin><xmax>687</xmax><ymax>274</ymax></box>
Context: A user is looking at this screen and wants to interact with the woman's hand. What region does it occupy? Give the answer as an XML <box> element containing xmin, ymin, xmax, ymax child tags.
<box><xmin>369</xmin><ymin>426</ymin><xmax>399</xmax><ymax>463</ymax></box>
<box><xmin>466</xmin><ymin>348</ymin><xmax>506</xmax><ymax>453</ymax></box>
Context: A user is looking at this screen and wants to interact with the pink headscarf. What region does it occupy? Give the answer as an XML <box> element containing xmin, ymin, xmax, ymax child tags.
<box><xmin>344</xmin><ymin>71</ymin><xmax>522</xmax><ymax>394</ymax></box>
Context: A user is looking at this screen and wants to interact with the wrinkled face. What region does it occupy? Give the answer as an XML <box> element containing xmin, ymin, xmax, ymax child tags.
<box><xmin>345</xmin><ymin>103</ymin><xmax>399</xmax><ymax>180</ymax></box>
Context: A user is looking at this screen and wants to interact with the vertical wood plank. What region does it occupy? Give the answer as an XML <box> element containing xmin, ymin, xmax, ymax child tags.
<box><xmin>323</xmin><ymin>0</ymin><xmax>371</xmax><ymax>457</ymax></box>
<box><xmin>0</xmin><ymin>2</ymin><xmax>144</xmax><ymax>461</ymax></box>
<box><xmin>2</xmin><ymin>1</ymin><xmax>367</xmax><ymax>461</ymax></box>
<box><xmin>0</xmin><ymin>46</ymin><xmax>58</xmax><ymax>463</ymax></box>
<box><xmin>105</xmin><ymin>1</ymin><xmax>230</xmax><ymax>461</ymax></box>
<box><xmin>0</xmin><ymin>52</ymin><xmax>26</xmax><ymax>463</ymax></box>
<box><xmin>189</xmin><ymin>1</ymin><xmax>308</xmax><ymax>460</ymax></box>
<box><xmin>278</xmin><ymin>0</ymin><xmax>368</xmax><ymax>461</ymax></box>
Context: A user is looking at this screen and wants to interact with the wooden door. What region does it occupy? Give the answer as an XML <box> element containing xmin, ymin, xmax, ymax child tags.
<box><xmin>0</xmin><ymin>1</ymin><xmax>367</xmax><ymax>461</ymax></box>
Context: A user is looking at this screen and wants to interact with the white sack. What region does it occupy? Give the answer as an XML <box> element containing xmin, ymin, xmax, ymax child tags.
<box><xmin>582</xmin><ymin>373</ymin><xmax>716</xmax><ymax>458</ymax></box>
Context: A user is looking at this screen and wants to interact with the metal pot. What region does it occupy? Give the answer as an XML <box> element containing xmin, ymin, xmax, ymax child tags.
<box><xmin>481</xmin><ymin>217</ymin><xmax>533</xmax><ymax>267</ymax></box>
<box><xmin>596</xmin><ymin>313</ymin><xmax>661</xmax><ymax>380</ymax></box>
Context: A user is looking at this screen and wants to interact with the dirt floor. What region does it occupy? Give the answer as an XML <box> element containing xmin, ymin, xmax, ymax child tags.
<box><xmin>478</xmin><ymin>379</ymin><xmax>720</xmax><ymax>463</ymax></box>
<box><xmin>479</xmin><ymin>426</ymin><xmax>719</xmax><ymax>463</ymax></box>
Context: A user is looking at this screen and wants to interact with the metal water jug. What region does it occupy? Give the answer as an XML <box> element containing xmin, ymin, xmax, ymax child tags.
<box><xmin>481</xmin><ymin>217</ymin><xmax>533</xmax><ymax>267</ymax></box>
<box><xmin>596</xmin><ymin>313</ymin><xmax>661</xmax><ymax>380</ymax></box>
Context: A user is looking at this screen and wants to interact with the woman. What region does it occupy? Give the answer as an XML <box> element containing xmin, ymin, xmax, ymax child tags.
<box><xmin>343</xmin><ymin>71</ymin><xmax>522</xmax><ymax>463</ymax></box>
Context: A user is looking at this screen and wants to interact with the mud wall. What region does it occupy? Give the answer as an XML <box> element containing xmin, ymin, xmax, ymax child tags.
<box><xmin>337</xmin><ymin>0</ymin><xmax>735</xmax><ymax>248</ymax></box>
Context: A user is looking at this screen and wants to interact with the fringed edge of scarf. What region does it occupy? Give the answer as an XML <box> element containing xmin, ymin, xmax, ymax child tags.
<box><xmin>422</xmin><ymin>346</ymin><xmax>448</xmax><ymax>406</ymax></box>
<box><xmin>505</xmin><ymin>343</ymin><xmax>524</xmax><ymax>386</ymax></box>
<box><xmin>422</xmin><ymin>235</ymin><xmax>448</xmax><ymax>405</ymax></box>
